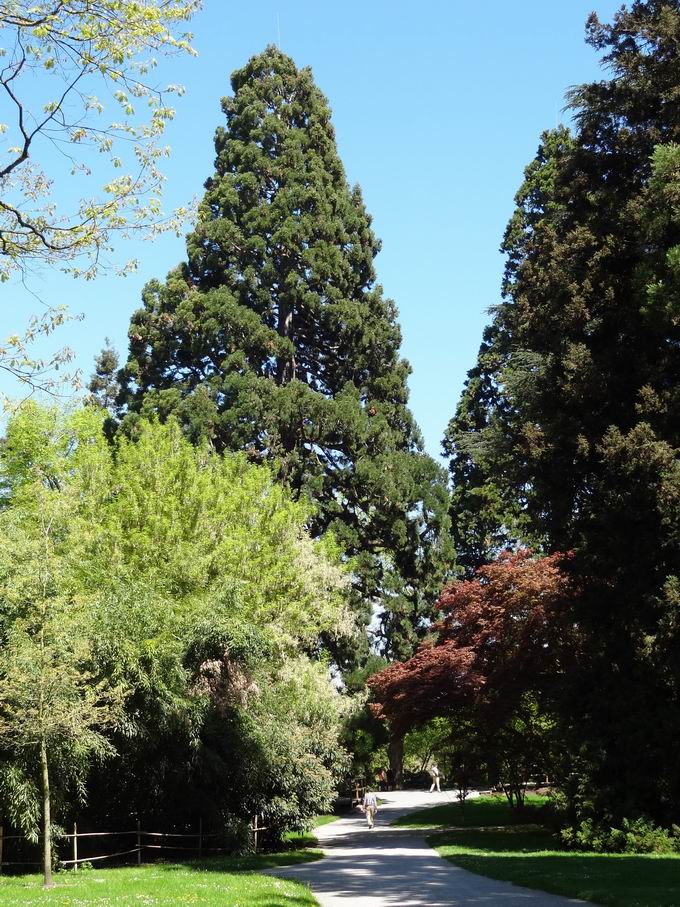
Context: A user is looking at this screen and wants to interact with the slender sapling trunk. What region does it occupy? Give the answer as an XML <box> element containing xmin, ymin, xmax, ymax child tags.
<box><xmin>40</xmin><ymin>736</ymin><xmax>54</xmax><ymax>889</ymax></box>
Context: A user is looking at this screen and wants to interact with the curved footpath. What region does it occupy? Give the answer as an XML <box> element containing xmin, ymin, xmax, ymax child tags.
<box><xmin>267</xmin><ymin>790</ymin><xmax>589</xmax><ymax>906</ymax></box>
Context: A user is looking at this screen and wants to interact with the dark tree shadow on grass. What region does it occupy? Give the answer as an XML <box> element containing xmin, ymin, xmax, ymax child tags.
<box><xmin>160</xmin><ymin>850</ymin><xmax>323</xmax><ymax>874</ymax></box>
<box><xmin>432</xmin><ymin>828</ymin><xmax>680</xmax><ymax>906</ymax></box>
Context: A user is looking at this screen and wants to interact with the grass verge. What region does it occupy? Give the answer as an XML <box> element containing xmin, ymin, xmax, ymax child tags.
<box><xmin>312</xmin><ymin>814</ymin><xmax>339</xmax><ymax>828</ymax></box>
<box><xmin>392</xmin><ymin>792</ymin><xmax>547</xmax><ymax>828</ymax></box>
<box><xmin>284</xmin><ymin>813</ymin><xmax>339</xmax><ymax>848</ymax></box>
<box><xmin>0</xmin><ymin>849</ymin><xmax>321</xmax><ymax>905</ymax></box>
<box><xmin>430</xmin><ymin>822</ymin><xmax>680</xmax><ymax>906</ymax></box>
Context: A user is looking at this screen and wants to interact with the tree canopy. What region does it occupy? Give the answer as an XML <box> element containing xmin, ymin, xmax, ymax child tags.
<box><xmin>119</xmin><ymin>45</ymin><xmax>455</xmax><ymax>664</ymax></box>
<box><xmin>0</xmin><ymin>403</ymin><xmax>351</xmax><ymax>879</ymax></box>
<box><xmin>0</xmin><ymin>1</ymin><xmax>201</xmax><ymax>398</ymax></box>
<box><xmin>0</xmin><ymin>0</ymin><xmax>199</xmax><ymax>281</ymax></box>
<box><xmin>369</xmin><ymin>550</ymin><xmax>577</xmax><ymax>805</ymax></box>
<box><xmin>9</xmin><ymin>0</ymin><xmax>680</xmax><ymax>869</ymax></box>
<box><xmin>442</xmin><ymin>0</ymin><xmax>680</xmax><ymax>827</ymax></box>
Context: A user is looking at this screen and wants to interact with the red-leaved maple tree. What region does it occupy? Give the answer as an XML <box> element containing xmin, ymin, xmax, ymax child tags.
<box><xmin>369</xmin><ymin>550</ymin><xmax>579</xmax><ymax>783</ymax></box>
<box><xmin>368</xmin><ymin>549</ymin><xmax>578</xmax><ymax>807</ymax></box>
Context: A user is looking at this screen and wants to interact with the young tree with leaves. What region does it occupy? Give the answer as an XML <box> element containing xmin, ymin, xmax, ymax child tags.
<box><xmin>0</xmin><ymin>409</ymin><xmax>123</xmax><ymax>887</ymax></box>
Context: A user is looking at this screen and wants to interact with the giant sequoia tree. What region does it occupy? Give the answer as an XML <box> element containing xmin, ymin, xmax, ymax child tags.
<box><xmin>121</xmin><ymin>47</ymin><xmax>453</xmax><ymax>662</ymax></box>
<box><xmin>444</xmin><ymin>0</ymin><xmax>680</xmax><ymax>826</ymax></box>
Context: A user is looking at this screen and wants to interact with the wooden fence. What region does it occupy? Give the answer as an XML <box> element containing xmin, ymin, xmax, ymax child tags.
<box><xmin>0</xmin><ymin>815</ymin><xmax>267</xmax><ymax>873</ymax></box>
<box><xmin>351</xmin><ymin>778</ymin><xmax>367</xmax><ymax>804</ymax></box>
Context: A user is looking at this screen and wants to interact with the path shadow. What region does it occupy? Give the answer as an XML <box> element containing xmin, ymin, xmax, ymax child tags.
<box><xmin>272</xmin><ymin>828</ymin><xmax>584</xmax><ymax>906</ymax></box>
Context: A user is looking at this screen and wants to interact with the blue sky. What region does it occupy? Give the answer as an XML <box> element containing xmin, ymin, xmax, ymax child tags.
<box><xmin>1</xmin><ymin>0</ymin><xmax>621</xmax><ymax>457</ymax></box>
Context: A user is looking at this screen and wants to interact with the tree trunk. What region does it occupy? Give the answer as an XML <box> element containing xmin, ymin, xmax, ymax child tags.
<box><xmin>40</xmin><ymin>737</ymin><xmax>54</xmax><ymax>889</ymax></box>
<box><xmin>276</xmin><ymin>300</ymin><xmax>296</xmax><ymax>385</ymax></box>
<box><xmin>388</xmin><ymin>732</ymin><xmax>404</xmax><ymax>790</ymax></box>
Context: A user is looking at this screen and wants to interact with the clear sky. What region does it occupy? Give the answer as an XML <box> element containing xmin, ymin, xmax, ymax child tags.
<box><xmin>1</xmin><ymin>0</ymin><xmax>622</xmax><ymax>457</ymax></box>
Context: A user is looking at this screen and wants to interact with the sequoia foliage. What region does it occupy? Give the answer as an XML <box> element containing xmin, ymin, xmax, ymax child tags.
<box><xmin>443</xmin><ymin>0</ymin><xmax>680</xmax><ymax>826</ymax></box>
<box><xmin>119</xmin><ymin>46</ymin><xmax>454</xmax><ymax>663</ymax></box>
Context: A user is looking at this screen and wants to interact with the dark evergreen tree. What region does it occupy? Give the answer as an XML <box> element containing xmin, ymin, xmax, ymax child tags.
<box><xmin>88</xmin><ymin>339</ymin><xmax>121</xmax><ymax>411</ymax></box>
<box><xmin>88</xmin><ymin>339</ymin><xmax>123</xmax><ymax>441</ymax></box>
<box><xmin>443</xmin><ymin>321</ymin><xmax>534</xmax><ymax>576</ymax></box>
<box><xmin>121</xmin><ymin>47</ymin><xmax>454</xmax><ymax>664</ymax></box>
<box><xmin>444</xmin><ymin>1</ymin><xmax>680</xmax><ymax>827</ymax></box>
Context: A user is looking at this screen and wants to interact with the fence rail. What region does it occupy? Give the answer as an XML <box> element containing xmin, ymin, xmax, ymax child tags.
<box><xmin>0</xmin><ymin>814</ymin><xmax>267</xmax><ymax>873</ymax></box>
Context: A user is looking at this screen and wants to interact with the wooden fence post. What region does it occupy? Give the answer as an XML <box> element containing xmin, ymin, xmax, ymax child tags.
<box><xmin>137</xmin><ymin>819</ymin><xmax>141</xmax><ymax>865</ymax></box>
<box><xmin>198</xmin><ymin>817</ymin><xmax>203</xmax><ymax>859</ymax></box>
<box><xmin>253</xmin><ymin>814</ymin><xmax>258</xmax><ymax>853</ymax></box>
<box><xmin>73</xmin><ymin>822</ymin><xmax>78</xmax><ymax>871</ymax></box>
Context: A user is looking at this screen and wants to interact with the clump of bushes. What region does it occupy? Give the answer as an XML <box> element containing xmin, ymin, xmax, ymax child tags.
<box><xmin>561</xmin><ymin>817</ymin><xmax>680</xmax><ymax>854</ymax></box>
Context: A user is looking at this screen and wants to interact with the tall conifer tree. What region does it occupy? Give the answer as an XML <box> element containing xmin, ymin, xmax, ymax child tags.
<box><xmin>444</xmin><ymin>1</ymin><xmax>680</xmax><ymax>825</ymax></box>
<box><xmin>121</xmin><ymin>47</ymin><xmax>454</xmax><ymax>663</ymax></box>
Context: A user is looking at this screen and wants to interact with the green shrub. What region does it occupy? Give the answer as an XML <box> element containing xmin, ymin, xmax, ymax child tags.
<box><xmin>561</xmin><ymin>816</ymin><xmax>680</xmax><ymax>854</ymax></box>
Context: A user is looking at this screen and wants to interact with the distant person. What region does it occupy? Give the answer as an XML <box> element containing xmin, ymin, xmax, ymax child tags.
<box><xmin>429</xmin><ymin>763</ymin><xmax>441</xmax><ymax>793</ymax></box>
<box><xmin>377</xmin><ymin>768</ymin><xmax>387</xmax><ymax>792</ymax></box>
<box><xmin>362</xmin><ymin>787</ymin><xmax>378</xmax><ymax>829</ymax></box>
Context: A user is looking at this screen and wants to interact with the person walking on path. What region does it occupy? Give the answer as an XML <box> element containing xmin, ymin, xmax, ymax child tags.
<box><xmin>362</xmin><ymin>787</ymin><xmax>378</xmax><ymax>828</ymax></box>
<box><xmin>429</xmin><ymin>763</ymin><xmax>441</xmax><ymax>792</ymax></box>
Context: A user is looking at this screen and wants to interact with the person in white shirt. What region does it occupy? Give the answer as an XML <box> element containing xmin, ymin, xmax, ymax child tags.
<box><xmin>429</xmin><ymin>763</ymin><xmax>441</xmax><ymax>792</ymax></box>
<box><xmin>362</xmin><ymin>788</ymin><xmax>378</xmax><ymax>828</ymax></box>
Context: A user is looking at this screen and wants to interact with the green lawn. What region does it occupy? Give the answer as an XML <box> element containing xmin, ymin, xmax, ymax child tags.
<box><xmin>392</xmin><ymin>793</ymin><xmax>547</xmax><ymax>828</ymax></box>
<box><xmin>394</xmin><ymin>795</ymin><xmax>680</xmax><ymax>905</ymax></box>
<box><xmin>0</xmin><ymin>851</ymin><xmax>320</xmax><ymax>906</ymax></box>
<box><xmin>431</xmin><ymin>822</ymin><xmax>680</xmax><ymax>906</ymax></box>
<box><xmin>311</xmin><ymin>814</ymin><xmax>339</xmax><ymax>828</ymax></box>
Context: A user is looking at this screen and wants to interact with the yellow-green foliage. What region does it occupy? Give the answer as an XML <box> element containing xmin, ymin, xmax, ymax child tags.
<box><xmin>2</xmin><ymin>404</ymin><xmax>351</xmax><ymax>654</ymax></box>
<box><xmin>0</xmin><ymin>1</ymin><xmax>200</xmax><ymax>280</ymax></box>
<box><xmin>0</xmin><ymin>402</ymin><xmax>351</xmax><ymax>838</ymax></box>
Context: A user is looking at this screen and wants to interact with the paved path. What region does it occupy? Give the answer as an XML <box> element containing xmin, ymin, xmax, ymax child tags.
<box><xmin>267</xmin><ymin>790</ymin><xmax>588</xmax><ymax>906</ymax></box>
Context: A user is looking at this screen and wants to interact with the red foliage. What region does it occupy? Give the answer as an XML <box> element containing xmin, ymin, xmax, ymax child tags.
<box><xmin>368</xmin><ymin>549</ymin><xmax>578</xmax><ymax>732</ymax></box>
